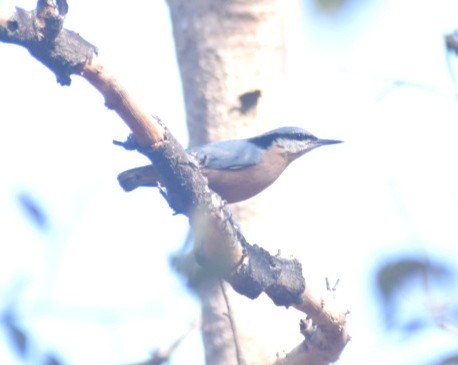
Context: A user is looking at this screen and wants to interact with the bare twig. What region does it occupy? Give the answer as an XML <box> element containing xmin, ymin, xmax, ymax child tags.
<box><xmin>127</xmin><ymin>322</ymin><xmax>198</xmax><ymax>365</ymax></box>
<box><xmin>220</xmin><ymin>279</ymin><xmax>246</xmax><ymax>365</ymax></box>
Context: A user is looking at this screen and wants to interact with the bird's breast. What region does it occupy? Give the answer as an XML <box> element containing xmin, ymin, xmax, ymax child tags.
<box><xmin>203</xmin><ymin>146</ymin><xmax>289</xmax><ymax>203</ymax></box>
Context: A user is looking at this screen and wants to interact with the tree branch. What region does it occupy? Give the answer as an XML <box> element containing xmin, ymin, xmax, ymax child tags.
<box><xmin>0</xmin><ymin>3</ymin><xmax>350</xmax><ymax>363</ymax></box>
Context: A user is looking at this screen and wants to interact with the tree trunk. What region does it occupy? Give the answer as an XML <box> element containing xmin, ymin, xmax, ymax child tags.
<box><xmin>166</xmin><ymin>1</ymin><xmax>299</xmax><ymax>364</ymax></box>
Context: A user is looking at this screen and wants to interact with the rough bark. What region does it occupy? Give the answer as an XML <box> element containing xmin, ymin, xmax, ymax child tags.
<box><xmin>166</xmin><ymin>0</ymin><xmax>290</xmax><ymax>364</ymax></box>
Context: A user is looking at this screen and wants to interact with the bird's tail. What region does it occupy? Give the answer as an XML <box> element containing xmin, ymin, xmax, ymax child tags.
<box><xmin>117</xmin><ymin>165</ymin><xmax>159</xmax><ymax>192</ymax></box>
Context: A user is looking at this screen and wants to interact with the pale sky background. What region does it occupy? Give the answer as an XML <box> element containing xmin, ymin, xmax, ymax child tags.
<box><xmin>1</xmin><ymin>0</ymin><xmax>458</xmax><ymax>364</ymax></box>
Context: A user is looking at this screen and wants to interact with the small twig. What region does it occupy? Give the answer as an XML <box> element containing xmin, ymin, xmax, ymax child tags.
<box><xmin>219</xmin><ymin>279</ymin><xmax>246</xmax><ymax>365</ymax></box>
<box><xmin>126</xmin><ymin>322</ymin><xmax>198</xmax><ymax>365</ymax></box>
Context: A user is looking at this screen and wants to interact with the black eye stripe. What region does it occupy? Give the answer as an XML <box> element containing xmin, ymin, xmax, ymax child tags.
<box><xmin>248</xmin><ymin>127</ymin><xmax>316</xmax><ymax>148</ymax></box>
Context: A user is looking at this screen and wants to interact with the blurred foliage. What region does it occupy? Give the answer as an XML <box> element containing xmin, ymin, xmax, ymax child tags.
<box><xmin>376</xmin><ymin>258</ymin><xmax>449</xmax><ymax>307</ymax></box>
<box><xmin>375</xmin><ymin>256</ymin><xmax>457</xmax><ymax>333</ymax></box>
<box><xmin>2</xmin><ymin>309</ymin><xmax>28</xmax><ymax>357</ymax></box>
<box><xmin>44</xmin><ymin>354</ymin><xmax>64</xmax><ymax>365</ymax></box>
<box><xmin>16</xmin><ymin>191</ymin><xmax>49</xmax><ymax>231</ymax></box>
<box><xmin>428</xmin><ymin>353</ymin><xmax>458</xmax><ymax>365</ymax></box>
<box><xmin>2</xmin><ymin>307</ymin><xmax>64</xmax><ymax>364</ymax></box>
<box><xmin>445</xmin><ymin>31</ymin><xmax>458</xmax><ymax>55</ymax></box>
<box><xmin>313</xmin><ymin>0</ymin><xmax>346</xmax><ymax>12</ymax></box>
<box><xmin>2</xmin><ymin>191</ymin><xmax>62</xmax><ymax>365</ymax></box>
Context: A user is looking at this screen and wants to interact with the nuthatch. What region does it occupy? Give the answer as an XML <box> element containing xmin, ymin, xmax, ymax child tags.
<box><xmin>118</xmin><ymin>126</ymin><xmax>342</xmax><ymax>203</ymax></box>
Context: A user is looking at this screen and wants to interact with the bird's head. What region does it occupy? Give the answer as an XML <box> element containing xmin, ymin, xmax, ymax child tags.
<box><xmin>249</xmin><ymin>126</ymin><xmax>342</xmax><ymax>162</ymax></box>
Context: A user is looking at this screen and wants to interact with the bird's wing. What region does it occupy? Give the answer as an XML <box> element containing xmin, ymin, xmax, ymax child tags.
<box><xmin>187</xmin><ymin>139</ymin><xmax>263</xmax><ymax>170</ymax></box>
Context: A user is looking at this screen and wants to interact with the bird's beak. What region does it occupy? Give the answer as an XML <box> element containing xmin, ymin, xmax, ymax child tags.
<box><xmin>316</xmin><ymin>139</ymin><xmax>343</xmax><ymax>146</ymax></box>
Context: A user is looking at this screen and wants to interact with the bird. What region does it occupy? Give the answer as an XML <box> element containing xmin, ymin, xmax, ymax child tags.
<box><xmin>117</xmin><ymin>126</ymin><xmax>342</xmax><ymax>204</ymax></box>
